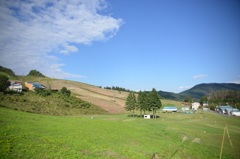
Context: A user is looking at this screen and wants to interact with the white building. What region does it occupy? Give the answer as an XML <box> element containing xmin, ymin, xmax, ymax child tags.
<box><xmin>192</xmin><ymin>102</ymin><xmax>200</xmax><ymax>110</ymax></box>
<box><xmin>203</xmin><ymin>103</ymin><xmax>209</xmax><ymax>107</ymax></box>
<box><xmin>182</xmin><ymin>107</ymin><xmax>190</xmax><ymax>111</ymax></box>
<box><xmin>9</xmin><ymin>81</ymin><xmax>22</xmax><ymax>92</ymax></box>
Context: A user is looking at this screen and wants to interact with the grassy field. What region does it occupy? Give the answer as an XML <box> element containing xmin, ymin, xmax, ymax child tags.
<box><xmin>0</xmin><ymin>72</ymin><xmax>18</xmax><ymax>80</ymax></box>
<box><xmin>0</xmin><ymin>107</ymin><xmax>239</xmax><ymax>159</ymax></box>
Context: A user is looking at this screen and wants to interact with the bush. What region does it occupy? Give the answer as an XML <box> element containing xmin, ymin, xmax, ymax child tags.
<box><xmin>34</xmin><ymin>88</ymin><xmax>51</xmax><ymax>97</ymax></box>
<box><xmin>209</xmin><ymin>104</ymin><xmax>217</xmax><ymax>111</ymax></box>
<box><xmin>60</xmin><ymin>87</ymin><xmax>71</xmax><ymax>97</ymax></box>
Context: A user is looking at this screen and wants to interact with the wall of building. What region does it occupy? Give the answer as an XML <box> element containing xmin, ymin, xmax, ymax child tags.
<box><xmin>25</xmin><ymin>82</ymin><xmax>34</xmax><ymax>90</ymax></box>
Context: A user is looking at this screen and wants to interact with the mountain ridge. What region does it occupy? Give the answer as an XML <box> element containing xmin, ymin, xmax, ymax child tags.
<box><xmin>158</xmin><ymin>83</ymin><xmax>240</xmax><ymax>101</ymax></box>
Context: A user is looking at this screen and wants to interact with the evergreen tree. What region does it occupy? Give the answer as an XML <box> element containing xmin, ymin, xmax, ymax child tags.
<box><xmin>184</xmin><ymin>96</ymin><xmax>191</xmax><ymax>103</ymax></box>
<box><xmin>200</xmin><ymin>96</ymin><xmax>208</xmax><ymax>105</ymax></box>
<box><xmin>137</xmin><ymin>91</ymin><xmax>143</xmax><ymax>117</ymax></box>
<box><xmin>137</xmin><ymin>91</ymin><xmax>149</xmax><ymax>117</ymax></box>
<box><xmin>142</xmin><ymin>91</ymin><xmax>148</xmax><ymax>115</ymax></box>
<box><xmin>148</xmin><ymin>88</ymin><xmax>162</xmax><ymax>119</ymax></box>
<box><xmin>125</xmin><ymin>91</ymin><xmax>137</xmax><ymax>117</ymax></box>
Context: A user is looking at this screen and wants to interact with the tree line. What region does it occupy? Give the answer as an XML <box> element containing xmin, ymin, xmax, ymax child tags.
<box><xmin>97</xmin><ymin>86</ymin><xmax>131</xmax><ymax>92</ymax></box>
<box><xmin>125</xmin><ymin>88</ymin><xmax>162</xmax><ymax>119</ymax></box>
<box><xmin>200</xmin><ymin>90</ymin><xmax>240</xmax><ymax>104</ymax></box>
<box><xmin>198</xmin><ymin>90</ymin><xmax>240</xmax><ymax>110</ymax></box>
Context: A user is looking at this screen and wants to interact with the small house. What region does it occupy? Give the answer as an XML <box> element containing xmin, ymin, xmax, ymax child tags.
<box><xmin>162</xmin><ymin>107</ymin><xmax>177</xmax><ymax>112</ymax></box>
<box><xmin>9</xmin><ymin>80</ymin><xmax>22</xmax><ymax>92</ymax></box>
<box><xmin>182</xmin><ymin>107</ymin><xmax>190</xmax><ymax>111</ymax></box>
<box><xmin>192</xmin><ymin>102</ymin><xmax>200</xmax><ymax>110</ymax></box>
<box><xmin>25</xmin><ymin>82</ymin><xmax>45</xmax><ymax>91</ymax></box>
<box><xmin>203</xmin><ymin>103</ymin><xmax>209</xmax><ymax>107</ymax></box>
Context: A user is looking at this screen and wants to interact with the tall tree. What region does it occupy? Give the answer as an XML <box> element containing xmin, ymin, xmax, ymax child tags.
<box><xmin>184</xmin><ymin>96</ymin><xmax>191</xmax><ymax>103</ymax></box>
<box><xmin>0</xmin><ymin>75</ymin><xmax>10</xmax><ymax>92</ymax></box>
<box><xmin>137</xmin><ymin>91</ymin><xmax>146</xmax><ymax>117</ymax></box>
<box><xmin>125</xmin><ymin>91</ymin><xmax>137</xmax><ymax>117</ymax></box>
<box><xmin>148</xmin><ymin>88</ymin><xmax>162</xmax><ymax>119</ymax></box>
<box><xmin>200</xmin><ymin>96</ymin><xmax>208</xmax><ymax>105</ymax></box>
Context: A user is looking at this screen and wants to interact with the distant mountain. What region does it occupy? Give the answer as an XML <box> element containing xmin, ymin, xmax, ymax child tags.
<box><xmin>158</xmin><ymin>83</ymin><xmax>240</xmax><ymax>101</ymax></box>
<box><xmin>157</xmin><ymin>91</ymin><xmax>182</xmax><ymax>101</ymax></box>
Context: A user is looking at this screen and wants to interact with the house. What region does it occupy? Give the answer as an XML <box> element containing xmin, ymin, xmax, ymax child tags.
<box><xmin>25</xmin><ymin>82</ymin><xmax>45</xmax><ymax>91</ymax></box>
<box><xmin>192</xmin><ymin>102</ymin><xmax>200</xmax><ymax>110</ymax></box>
<box><xmin>203</xmin><ymin>103</ymin><xmax>209</xmax><ymax>107</ymax></box>
<box><xmin>162</xmin><ymin>107</ymin><xmax>177</xmax><ymax>112</ymax></box>
<box><xmin>182</xmin><ymin>106</ymin><xmax>190</xmax><ymax>111</ymax></box>
<box><xmin>9</xmin><ymin>80</ymin><xmax>22</xmax><ymax>92</ymax></box>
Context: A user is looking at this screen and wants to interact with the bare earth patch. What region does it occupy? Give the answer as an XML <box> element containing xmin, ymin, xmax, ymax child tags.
<box><xmin>40</xmin><ymin>79</ymin><xmax>127</xmax><ymax>114</ymax></box>
<box><xmin>76</xmin><ymin>96</ymin><xmax>125</xmax><ymax>114</ymax></box>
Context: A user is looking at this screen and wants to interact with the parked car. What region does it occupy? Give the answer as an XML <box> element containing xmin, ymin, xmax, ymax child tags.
<box><xmin>230</xmin><ymin>110</ymin><xmax>240</xmax><ymax>116</ymax></box>
<box><xmin>225</xmin><ymin>108</ymin><xmax>239</xmax><ymax>115</ymax></box>
<box><xmin>218</xmin><ymin>106</ymin><xmax>233</xmax><ymax>114</ymax></box>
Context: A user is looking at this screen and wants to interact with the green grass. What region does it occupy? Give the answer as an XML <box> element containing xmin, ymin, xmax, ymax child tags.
<box><xmin>0</xmin><ymin>91</ymin><xmax>107</xmax><ymax>115</ymax></box>
<box><xmin>0</xmin><ymin>108</ymin><xmax>239</xmax><ymax>159</ymax></box>
<box><xmin>0</xmin><ymin>72</ymin><xmax>18</xmax><ymax>80</ymax></box>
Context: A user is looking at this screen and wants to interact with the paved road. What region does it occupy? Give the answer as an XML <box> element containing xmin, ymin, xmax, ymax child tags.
<box><xmin>208</xmin><ymin>110</ymin><xmax>240</xmax><ymax>118</ymax></box>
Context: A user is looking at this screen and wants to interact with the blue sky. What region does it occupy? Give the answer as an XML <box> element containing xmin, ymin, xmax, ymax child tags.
<box><xmin>0</xmin><ymin>0</ymin><xmax>240</xmax><ymax>93</ymax></box>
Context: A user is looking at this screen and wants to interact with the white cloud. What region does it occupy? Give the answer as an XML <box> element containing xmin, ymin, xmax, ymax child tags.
<box><xmin>0</xmin><ymin>0</ymin><xmax>123</xmax><ymax>78</ymax></box>
<box><xmin>237</xmin><ymin>75</ymin><xmax>240</xmax><ymax>78</ymax></box>
<box><xmin>193</xmin><ymin>74</ymin><xmax>208</xmax><ymax>79</ymax></box>
<box><xmin>59</xmin><ymin>50</ymin><xmax>70</xmax><ymax>55</ymax></box>
<box><xmin>62</xmin><ymin>43</ymin><xmax>78</xmax><ymax>53</ymax></box>
<box><xmin>178</xmin><ymin>86</ymin><xmax>193</xmax><ymax>91</ymax></box>
<box><xmin>228</xmin><ymin>81</ymin><xmax>240</xmax><ymax>84</ymax></box>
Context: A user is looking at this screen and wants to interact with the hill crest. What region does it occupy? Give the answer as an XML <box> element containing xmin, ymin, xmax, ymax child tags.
<box><xmin>158</xmin><ymin>83</ymin><xmax>240</xmax><ymax>101</ymax></box>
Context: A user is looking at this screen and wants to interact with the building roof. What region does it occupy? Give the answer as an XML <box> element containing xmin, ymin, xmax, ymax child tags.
<box><xmin>28</xmin><ymin>82</ymin><xmax>45</xmax><ymax>88</ymax></box>
<box><xmin>219</xmin><ymin>106</ymin><xmax>232</xmax><ymax>108</ymax></box>
<box><xmin>163</xmin><ymin>107</ymin><xmax>177</xmax><ymax>109</ymax></box>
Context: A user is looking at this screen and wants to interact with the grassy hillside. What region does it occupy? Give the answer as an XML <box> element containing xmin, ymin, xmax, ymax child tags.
<box><xmin>2</xmin><ymin>75</ymin><xmax>129</xmax><ymax>114</ymax></box>
<box><xmin>1</xmin><ymin>107</ymin><xmax>239</xmax><ymax>159</ymax></box>
<box><xmin>0</xmin><ymin>72</ymin><xmax>18</xmax><ymax>80</ymax></box>
<box><xmin>0</xmin><ymin>91</ymin><xmax>107</xmax><ymax>115</ymax></box>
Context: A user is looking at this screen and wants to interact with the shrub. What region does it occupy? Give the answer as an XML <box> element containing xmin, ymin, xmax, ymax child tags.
<box><xmin>60</xmin><ymin>87</ymin><xmax>71</xmax><ymax>97</ymax></box>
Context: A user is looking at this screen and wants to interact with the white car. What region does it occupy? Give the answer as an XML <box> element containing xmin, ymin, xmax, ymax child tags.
<box><xmin>230</xmin><ymin>110</ymin><xmax>240</xmax><ymax>116</ymax></box>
